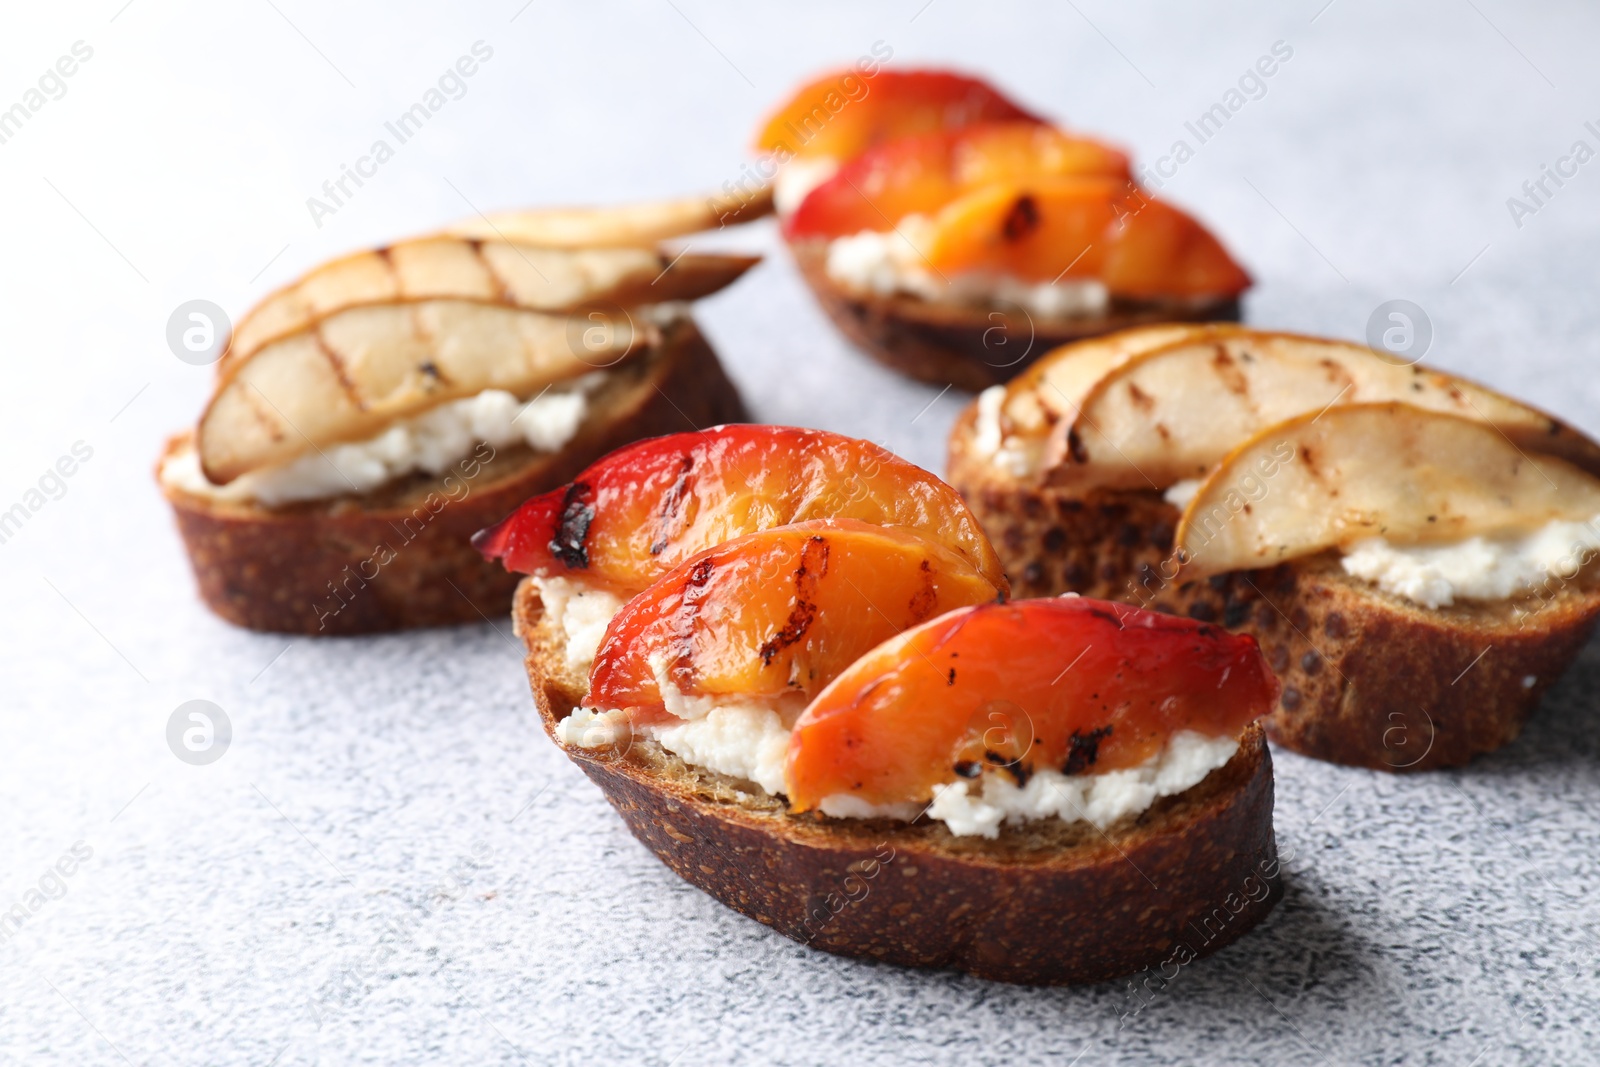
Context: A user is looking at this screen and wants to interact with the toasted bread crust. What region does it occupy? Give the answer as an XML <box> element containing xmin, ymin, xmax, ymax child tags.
<box><xmin>790</xmin><ymin>239</ymin><xmax>1241</xmax><ymax>391</ymax></box>
<box><xmin>513</xmin><ymin>579</ymin><xmax>1281</xmax><ymax>985</ymax></box>
<box><xmin>160</xmin><ymin>319</ymin><xmax>746</xmax><ymax>635</ymax></box>
<box><xmin>948</xmin><ymin>402</ymin><xmax>1600</xmax><ymax>770</ymax></box>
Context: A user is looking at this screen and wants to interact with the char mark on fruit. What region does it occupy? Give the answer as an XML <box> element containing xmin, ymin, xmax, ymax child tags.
<box><xmin>908</xmin><ymin>558</ymin><xmax>939</xmax><ymax>619</ymax></box>
<box><xmin>1067</xmin><ymin>427</ymin><xmax>1089</xmax><ymax>464</ymax></box>
<box><xmin>549</xmin><ymin>481</ymin><xmax>596</xmax><ymax>569</ymax></box>
<box><xmin>1085</xmin><ymin>606</ymin><xmax>1125</xmax><ymax>629</ymax></box>
<box><xmin>669</xmin><ymin>556</ymin><xmax>718</xmax><ymax>678</ymax></box>
<box><xmin>984</xmin><ymin>749</ymin><xmax>1032</xmax><ymax>788</ymax></box>
<box><xmin>1001</xmin><ymin>194</ymin><xmax>1041</xmax><ymax>242</ymax></box>
<box><xmin>758</xmin><ymin>537</ymin><xmax>828</xmax><ymax>667</ymax></box>
<box><xmin>1063</xmin><ymin>725</ymin><xmax>1113</xmax><ymax>776</ymax></box>
<box><xmin>650</xmin><ymin>453</ymin><xmax>696</xmax><ymax>555</ymax></box>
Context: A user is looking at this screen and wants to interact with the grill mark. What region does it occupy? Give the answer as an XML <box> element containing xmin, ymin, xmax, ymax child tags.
<box><xmin>548</xmin><ymin>481</ymin><xmax>595</xmax><ymax>569</ymax></box>
<box><xmin>759</xmin><ymin>536</ymin><xmax>828</xmax><ymax>667</ymax></box>
<box><xmin>669</xmin><ymin>555</ymin><xmax>718</xmax><ymax>680</ymax></box>
<box><xmin>908</xmin><ymin>557</ymin><xmax>939</xmax><ymax>619</ymax></box>
<box><xmin>984</xmin><ymin>749</ymin><xmax>1032</xmax><ymax>787</ymax></box>
<box><xmin>650</xmin><ymin>453</ymin><xmax>697</xmax><ymax>555</ymax></box>
<box><xmin>1062</xmin><ymin>725</ymin><xmax>1113</xmax><ymax>775</ymax></box>
<box><xmin>372</xmin><ymin>244</ymin><xmax>400</xmax><ymax>303</ymax></box>
<box><xmin>1212</xmin><ymin>344</ymin><xmax>1250</xmax><ymax>396</ymax></box>
<box><xmin>469</xmin><ymin>238</ymin><xmax>519</xmax><ymax>304</ymax></box>
<box><xmin>313</xmin><ymin>330</ymin><xmax>366</xmax><ymax>410</ymax></box>
<box><xmin>243</xmin><ymin>384</ymin><xmax>289</xmax><ymax>445</ymax></box>
<box><xmin>1067</xmin><ymin>426</ymin><xmax>1089</xmax><ymax>464</ymax></box>
<box><xmin>1001</xmin><ymin>194</ymin><xmax>1041</xmax><ymax>242</ymax></box>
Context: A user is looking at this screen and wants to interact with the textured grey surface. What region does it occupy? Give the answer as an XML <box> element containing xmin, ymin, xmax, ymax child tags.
<box><xmin>3</xmin><ymin>1</ymin><xmax>1600</xmax><ymax>1063</ymax></box>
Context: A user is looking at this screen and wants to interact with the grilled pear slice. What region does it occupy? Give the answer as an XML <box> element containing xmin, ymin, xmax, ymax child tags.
<box><xmin>444</xmin><ymin>185</ymin><xmax>773</xmax><ymax>248</ymax></box>
<box><xmin>198</xmin><ymin>300</ymin><xmax>647</xmax><ymax>484</ymax></box>
<box><xmin>1044</xmin><ymin>329</ymin><xmax>1600</xmax><ymax>488</ymax></box>
<box><xmin>996</xmin><ymin>323</ymin><xmax>1207</xmax><ymax>438</ymax></box>
<box><xmin>1175</xmin><ymin>402</ymin><xmax>1600</xmax><ymax>578</ymax></box>
<box><xmin>225</xmin><ymin>241</ymin><xmax>757</xmax><ymax>373</ymax></box>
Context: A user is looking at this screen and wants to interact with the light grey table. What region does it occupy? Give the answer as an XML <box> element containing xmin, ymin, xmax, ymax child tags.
<box><xmin>2</xmin><ymin>2</ymin><xmax>1598</xmax><ymax>1063</ymax></box>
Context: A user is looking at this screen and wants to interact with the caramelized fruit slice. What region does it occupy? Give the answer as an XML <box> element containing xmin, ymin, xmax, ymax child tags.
<box><xmin>474</xmin><ymin>425</ymin><xmax>1008</xmax><ymax>596</ymax></box>
<box><xmin>756</xmin><ymin>69</ymin><xmax>1041</xmax><ymax>161</ymax></box>
<box><xmin>997</xmin><ymin>323</ymin><xmax>1214</xmax><ymax>441</ymax></box>
<box><xmin>587</xmin><ymin>519</ymin><xmax>1003</xmax><ymax>722</ymax></box>
<box><xmin>922</xmin><ymin>179</ymin><xmax>1251</xmax><ymax>297</ymax></box>
<box><xmin>1175</xmin><ymin>402</ymin><xmax>1600</xmax><ymax>578</ymax></box>
<box><xmin>785</xmin><ymin>122</ymin><xmax>1130</xmax><ymax>239</ymax></box>
<box><xmin>787</xmin><ymin>597</ymin><xmax>1275</xmax><ymax>811</ymax></box>
<box><xmin>1045</xmin><ymin>329</ymin><xmax>1600</xmax><ymax>487</ymax></box>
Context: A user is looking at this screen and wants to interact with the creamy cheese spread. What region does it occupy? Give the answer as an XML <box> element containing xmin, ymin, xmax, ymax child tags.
<box><xmin>971</xmin><ymin>385</ymin><xmax>1045</xmax><ymax>479</ymax></box>
<box><xmin>1163</xmin><ymin>478</ymin><xmax>1204</xmax><ymax>509</ymax></box>
<box><xmin>915</xmin><ymin>731</ymin><xmax>1239</xmax><ymax>838</ymax></box>
<box><xmin>1340</xmin><ymin>516</ymin><xmax>1600</xmax><ymax>609</ymax></box>
<box><xmin>533</xmin><ymin>575</ymin><xmax>626</xmax><ymax>674</ymax></box>
<box><xmin>825</xmin><ymin>215</ymin><xmax>1111</xmax><ymax>319</ymax></box>
<box><xmin>162</xmin><ymin>374</ymin><xmax>607</xmax><ymax>507</ymax></box>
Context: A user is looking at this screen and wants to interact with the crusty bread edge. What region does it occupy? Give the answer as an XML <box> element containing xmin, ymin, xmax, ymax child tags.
<box><xmin>947</xmin><ymin>399</ymin><xmax>1600</xmax><ymax>771</ymax></box>
<box><xmin>789</xmin><ymin>238</ymin><xmax>1241</xmax><ymax>391</ymax></box>
<box><xmin>513</xmin><ymin>577</ymin><xmax>1282</xmax><ymax>985</ymax></box>
<box><xmin>159</xmin><ymin>318</ymin><xmax>747</xmax><ymax>635</ymax></box>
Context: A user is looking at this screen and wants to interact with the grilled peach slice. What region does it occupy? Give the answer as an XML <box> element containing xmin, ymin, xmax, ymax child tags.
<box><xmin>587</xmin><ymin>520</ymin><xmax>1003</xmax><ymax>723</ymax></box>
<box><xmin>756</xmin><ymin>69</ymin><xmax>1040</xmax><ymax>162</ymax></box>
<box><xmin>921</xmin><ymin>178</ymin><xmax>1251</xmax><ymax>298</ymax></box>
<box><xmin>473</xmin><ymin>425</ymin><xmax>1007</xmax><ymax>596</ymax></box>
<box><xmin>786</xmin><ymin>597</ymin><xmax>1275</xmax><ymax>811</ymax></box>
<box><xmin>785</xmin><ymin>122</ymin><xmax>1130</xmax><ymax>239</ymax></box>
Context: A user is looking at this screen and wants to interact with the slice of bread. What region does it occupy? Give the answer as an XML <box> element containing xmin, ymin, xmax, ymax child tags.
<box><xmin>512</xmin><ymin>578</ymin><xmax>1282</xmax><ymax>985</ymax></box>
<box><xmin>948</xmin><ymin>403</ymin><xmax>1600</xmax><ymax>771</ymax></box>
<box><xmin>789</xmin><ymin>240</ymin><xmax>1241</xmax><ymax>391</ymax></box>
<box><xmin>160</xmin><ymin>318</ymin><xmax>745</xmax><ymax>635</ymax></box>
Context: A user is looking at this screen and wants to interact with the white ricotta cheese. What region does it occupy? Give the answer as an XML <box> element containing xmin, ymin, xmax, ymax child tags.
<box><xmin>824</xmin><ymin>215</ymin><xmax>1111</xmax><ymax>319</ymax></box>
<box><xmin>637</xmin><ymin>654</ymin><xmax>806</xmax><ymax>796</ymax></box>
<box><xmin>648</xmin><ymin>705</ymin><xmax>795</xmax><ymax>797</ymax></box>
<box><xmin>1163</xmin><ymin>478</ymin><xmax>1204</xmax><ymax>510</ymax></box>
<box><xmin>971</xmin><ymin>384</ymin><xmax>1046</xmax><ymax>479</ymax></box>
<box><xmin>532</xmin><ymin>575</ymin><xmax>626</xmax><ymax>675</ymax></box>
<box><xmin>162</xmin><ymin>373</ymin><xmax>608</xmax><ymax>507</ymax></box>
<box><xmin>1340</xmin><ymin>514</ymin><xmax>1600</xmax><ymax>609</ymax></box>
<box><xmin>772</xmin><ymin>156</ymin><xmax>840</xmax><ymax>216</ymax></box>
<box><xmin>972</xmin><ymin>385</ymin><xmax>1007</xmax><ymax>457</ymax></box>
<box><xmin>919</xmin><ymin>730</ymin><xmax>1239</xmax><ymax>838</ymax></box>
<box><xmin>554</xmin><ymin>706</ymin><xmax>630</xmax><ymax>749</ymax></box>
